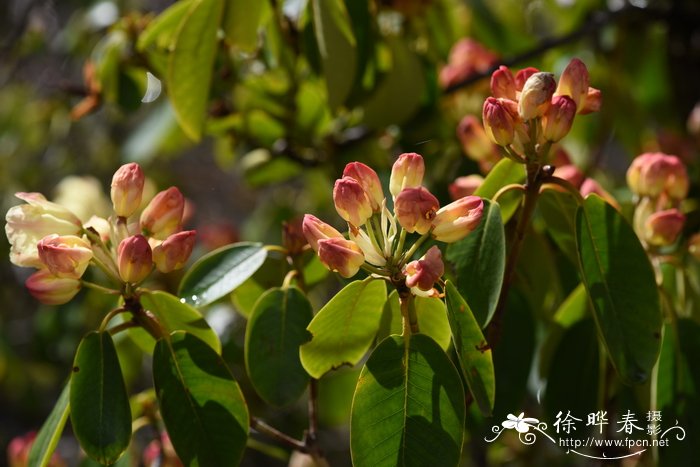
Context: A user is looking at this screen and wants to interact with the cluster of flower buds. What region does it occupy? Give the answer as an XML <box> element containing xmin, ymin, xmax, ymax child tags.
<box><xmin>439</xmin><ymin>38</ymin><xmax>499</xmax><ymax>89</ymax></box>
<box><xmin>5</xmin><ymin>163</ymin><xmax>196</xmax><ymax>305</ymax></box>
<box><xmin>626</xmin><ymin>152</ymin><xmax>688</xmax><ymax>248</ymax></box>
<box><xmin>482</xmin><ymin>59</ymin><xmax>601</xmax><ymax>161</ymax></box>
<box><xmin>302</xmin><ymin>153</ymin><xmax>483</xmax><ymax>297</ymax></box>
<box><xmin>7</xmin><ymin>432</ymin><xmax>65</xmax><ymax>467</ymax></box>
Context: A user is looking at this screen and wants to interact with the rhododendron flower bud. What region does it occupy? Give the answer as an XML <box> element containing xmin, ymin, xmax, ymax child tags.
<box><xmin>514</xmin><ymin>67</ymin><xmax>539</xmax><ymax>91</ymax></box>
<box><xmin>432</xmin><ymin>196</ymin><xmax>483</xmax><ymax>243</ymax></box>
<box><xmin>542</xmin><ymin>95</ymin><xmax>577</xmax><ymax>142</ymax></box>
<box><xmin>394</xmin><ymin>187</ymin><xmax>440</xmax><ymax>235</ymax></box>
<box><xmin>579</xmin><ymin>87</ymin><xmax>602</xmax><ymax>115</ymax></box>
<box><xmin>111</xmin><ymin>163</ymin><xmax>145</xmax><ymax>218</ymax></box>
<box><xmin>457</xmin><ymin>115</ymin><xmax>497</xmax><ymax>161</ymax></box>
<box><xmin>140</xmin><ymin>187</ymin><xmax>184</xmax><ymax>239</ymax></box>
<box><xmin>491</xmin><ymin>66</ymin><xmax>516</xmax><ymax>100</ymax></box>
<box><xmin>283</xmin><ymin>218</ymin><xmax>307</xmax><ymax>256</ymax></box>
<box><xmin>626</xmin><ymin>153</ymin><xmax>688</xmax><ymax>199</ymax></box>
<box><xmin>333</xmin><ymin>177</ymin><xmax>373</xmax><ymax>228</ymax></box>
<box><xmin>317</xmin><ymin>237</ymin><xmax>364</xmax><ymax>278</ymax></box>
<box><xmin>449</xmin><ymin>175</ymin><xmax>484</xmax><ymax>200</ymax></box>
<box><xmin>581</xmin><ymin>180</ymin><xmax>620</xmax><ymax>210</ymax></box>
<box><xmin>37</xmin><ymin>234</ymin><xmax>93</xmax><ymax>279</ymax></box>
<box><xmin>84</xmin><ymin>215</ymin><xmax>111</xmax><ymax>243</ymax></box>
<box><xmin>644</xmin><ymin>209</ymin><xmax>685</xmax><ymax>246</ymax></box>
<box><xmin>25</xmin><ymin>270</ymin><xmax>81</xmax><ymax>305</ymax></box>
<box><xmin>390</xmin><ymin>153</ymin><xmax>425</xmax><ymax>198</ymax></box>
<box><xmin>555</xmin><ymin>58</ymin><xmax>590</xmax><ymax>108</ymax></box>
<box><xmin>5</xmin><ymin>193</ymin><xmax>83</xmax><ymax>268</ymax></box>
<box><xmin>302</xmin><ymin>214</ymin><xmax>344</xmax><ymax>252</ymax></box>
<box><xmin>555</xmin><ymin>165</ymin><xmax>585</xmax><ymax>188</ymax></box>
<box><xmin>153</xmin><ymin>230</ymin><xmax>196</xmax><ymax>273</ymax></box>
<box><xmin>404</xmin><ymin>246</ymin><xmax>444</xmax><ymax>291</ymax></box>
<box><xmin>343</xmin><ymin>162</ymin><xmax>384</xmax><ymax>211</ymax></box>
<box><xmin>483</xmin><ymin>97</ymin><xmax>517</xmax><ymax>146</ymax></box>
<box><xmin>688</xmin><ymin>233</ymin><xmax>700</xmax><ymax>261</ymax></box>
<box><xmin>518</xmin><ymin>72</ymin><xmax>556</xmax><ymax>120</ymax></box>
<box><xmin>117</xmin><ymin>235</ymin><xmax>152</xmax><ymax>283</ymax></box>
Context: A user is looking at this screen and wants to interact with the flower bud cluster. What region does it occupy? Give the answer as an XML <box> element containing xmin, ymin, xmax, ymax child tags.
<box><xmin>303</xmin><ymin>153</ymin><xmax>483</xmax><ymax>297</ymax></box>
<box><xmin>5</xmin><ymin>163</ymin><xmax>196</xmax><ymax>305</ymax></box>
<box><xmin>439</xmin><ymin>38</ymin><xmax>499</xmax><ymax>90</ymax></box>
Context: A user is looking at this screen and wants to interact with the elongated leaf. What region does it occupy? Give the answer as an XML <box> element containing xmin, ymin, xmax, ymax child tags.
<box><xmin>446</xmin><ymin>200</ymin><xmax>505</xmax><ymax>328</ymax></box>
<box><xmin>137</xmin><ymin>0</ymin><xmax>193</xmax><ymax>51</ymax></box>
<box><xmin>245</xmin><ymin>287</ymin><xmax>313</xmax><ymax>407</ymax></box>
<box><xmin>444</xmin><ymin>281</ymin><xmax>495</xmax><ymax>416</ymax></box>
<box><xmin>222</xmin><ymin>0</ymin><xmax>269</xmax><ymax>51</ymax></box>
<box><xmin>140</xmin><ymin>291</ymin><xmax>221</xmax><ymax>353</ymax></box>
<box><xmin>538</xmin><ymin>189</ymin><xmax>579</xmax><ymax>265</ymax></box>
<box><xmin>376</xmin><ymin>291</ymin><xmax>451</xmax><ymax>351</ymax></box>
<box><xmin>351</xmin><ymin>334</ymin><xmax>465</xmax><ymax>467</ymax></box>
<box><xmin>474</xmin><ymin>158</ymin><xmax>524</xmax><ymax>223</ymax></box>
<box><xmin>575</xmin><ymin>195</ymin><xmax>662</xmax><ymax>384</ymax></box>
<box><xmin>153</xmin><ymin>332</ymin><xmax>249</xmax><ymax>466</ymax></box>
<box><xmin>70</xmin><ymin>332</ymin><xmax>131</xmax><ymax>465</ymax></box>
<box><xmin>167</xmin><ymin>0</ymin><xmax>225</xmax><ymax>141</ymax></box>
<box><xmin>28</xmin><ymin>383</ymin><xmax>70</xmax><ymax>467</ymax></box>
<box><xmin>300</xmin><ymin>279</ymin><xmax>387</xmax><ymax>378</ymax></box>
<box><xmin>179</xmin><ymin>242</ymin><xmax>267</xmax><ymax>307</ymax></box>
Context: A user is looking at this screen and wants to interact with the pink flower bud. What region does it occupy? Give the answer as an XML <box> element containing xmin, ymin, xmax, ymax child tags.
<box><xmin>394</xmin><ymin>187</ymin><xmax>440</xmax><ymax>235</ymax></box>
<box><xmin>389</xmin><ymin>153</ymin><xmax>425</xmax><ymax>198</ymax></box>
<box><xmin>317</xmin><ymin>237</ymin><xmax>365</xmax><ymax>278</ymax></box>
<box><xmin>283</xmin><ymin>218</ymin><xmax>307</xmax><ymax>256</ymax></box>
<box><xmin>626</xmin><ymin>153</ymin><xmax>688</xmax><ymax>199</ymax></box>
<box><xmin>37</xmin><ymin>234</ymin><xmax>93</xmax><ymax>279</ymax></box>
<box><xmin>580</xmin><ymin>179</ymin><xmax>620</xmax><ymax>211</ymax></box>
<box><xmin>644</xmin><ymin>209</ymin><xmax>685</xmax><ymax>246</ymax></box>
<box><xmin>111</xmin><ymin>163</ymin><xmax>145</xmax><ymax>217</ymax></box>
<box><xmin>490</xmin><ymin>66</ymin><xmax>517</xmax><ymax>100</ymax></box>
<box><xmin>432</xmin><ymin>196</ymin><xmax>483</xmax><ymax>243</ymax></box>
<box><xmin>153</xmin><ymin>230</ymin><xmax>196</xmax><ymax>273</ymax></box>
<box><xmin>449</xmin><ymin>175</ymin><xmax>484</xmax><ymax>200</ymax></box>
<box><xmin>343</xmin><ymin>162</ymin><xmax>384</xmax><ymax>211</ymax></box>
<box><xmin>140</xmin><ymin>187</ymin><xmax>185</xmax><ymax>240</ymax></box>
<box><xmin>5</xmin><ymin>192</ymin><xmax>82</xmax><ymax>268</ymax></box>
<box><xmin>333</xmin><ymin>177</ymin><xmax>373</xmax><ymax>228</ymax></box>
<box><xmin>542</xmin><ymin>95</ymin><xmax>577</xmax><ymax>142</ymax></box>
<box><xmin>482</xmin><ymin>97</ymin><xmax>517</xmax><ymax>146</ymax></box>
<box><xmin>456</xmin><ymin>115</ymin><xmax>498</xmax><ymax>162</ymax></box>
<box><xmin>514</xmin><ymin>67</ymin><xmax>539</xmax><ymax>91</ymax></box>
<box><xmin>404</xmin><ymin>246</ymin><xmax>445</xmax><ymax>291</ymax></box>
<box><xmin>84</xmin><ymin>215</ymin><xmax>111</xmax><ymax>243</ymax></box>
<box><xmin>117</xmin><ymin>235</ymin><xmax>153</xmax><ymax>283</ymax></box>
<box><xmin>555</xmin><ymin>58</ymin><xmax>590</xmax><ymax>108</ymax></box>
<box><xmin>302</xmin><ymin>214</ymin><xmax>344</xmax><ymax>253</ymax></box>
<box><xmin>25</xmin><ymin>270</ymin><xmax>81</xmax><ymax>305</ymax></box>
<box><xmin>578</xmin><ymin>87</ymin><xmax>602</xmax><ymax>115</ymax></box>
<box><xmin>554</xmin><ymin>165</ymin><xmax>585</xmax><ymax>188</ymax></box>
<box><xmin>518</xmin><ymin>72</ymin><xmax>556</xmax><ymax>120</ymax></box>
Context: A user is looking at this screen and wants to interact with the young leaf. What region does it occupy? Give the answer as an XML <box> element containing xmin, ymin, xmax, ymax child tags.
<box><xmin>444</xmin><ymin>281</ymin><xmax>495</xmax><ymax>417</ymax></box>
<box><xmin>153</xmin><ymin>332</ymin><xmax>249</xmax><ymax>466</ymax></box>
<box><xmin>70</xmin><ymin>332</ymin><xmax>131</xmax><ymax>465</ymax></box>
<box><xmin>474</xmin><ymin>158</ymin><xmax>524</xmax><ymax>223</ymax></box>
<box><xmin>27</xmin><ymin>383</ymin><xmax>70</xmax><ymax>467</ymax></box>
<box><xmin>167</xmin><ymin>0</ymin><xmax>225</xmax><ymax>141</ymax></box>
<box><xmin>446</xmin><ymin>200</ymin><xmax>505</xmax><ymax>328</ymax></box>
<box><xmin>178</xmin><ymin>242</ymin><xmax>267</xmax><ymax>307</ymax></box>
<box><xmin>575</xmin><ymin>195</ymin><xmax>662</xmax><ymax>384</ymax></box>
<box><xmin>222</xmin><ymin>0</ymin><xmax>270</xmax><ymax>51</ymax></box>
<box><xmin>300</xmin><ymin>278</ymin><xmax>387</xmax><ymax>379</ymax></box>
<box><xmin>350</xmin><ymin>334</ymin><xmax>465</xmax><ymax>467</ymax></box>
<box><xmin>245</xmin><ymin>287</ymin><xmax>313</xmax><ymax>407</ymax></box>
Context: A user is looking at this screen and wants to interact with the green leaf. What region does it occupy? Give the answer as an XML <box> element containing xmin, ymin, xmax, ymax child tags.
<box><xmin>70</xmin><ymin>332</ymin><xmax>131</xmax><ymax>465</ymax></box>
<box><xmin>311</xmin><ymin>0</ymin><xmax>357</xmax><ymax>109</ymax></box>
<box><xmin>444</xmin><ymin>282</ymin><xmax>495</xmax><ymax>417</ymax></box>
<box><xmin>245</xmin><ymin>287</ymin><xmax>313</xmax><ymax>407</ymax></box>
<box><xmin>377</xmin><ymin>291</ymin><xmax>451</xmax><ymax>351</ymax></box>
<box><xmin>153</xmin><ymin>332</ymin><xmax>249</xmax><ymax>466</ymax></box>
<box><xmin>575</xmin><ymin>195</ymin><xmax>662</xmax><ymax>384</ymax></box>
<box><xmin>474</xmin><ymin>158</ymin><xmax>524</xmax><ymax>223</ymax></box>
<box><xmin>446</xmin><ymin>200</ymin><xmax>505</xmax><ymax>328</ymax></box>
<box><xmin>27</xmin><ymin>383</ymin><xmax>70</xmax><ymax>467</ymax></box>
<box><xmin>137</xmin><ymin>0</ymin><xmax>193</xmax><ymax>51</ymax></box>
<box><xmin>140</xmin><ymin>291</ymin><xmax>221</xmax><ymax>353</ymax></box>
<box><xmin>350</xmin><ymin>334</ymin><xmax>465</xmax><ymax>467</ymax></box>
<box><xmin>222</xmin><ymin>0</ymin><xmax>270</xmax><ymax>51</ymax></box>
<box><xmin>179</xmin><ymin>242</ymin><xmax>267</xmax><ymax>307</ymax></box>
<box><xmin>300</xmin><ymin>278</ymin><xmax>387</xmax><ymax>378</ymax></box>
<box><xmin>167</xmin><ymin>0</ymin><xmax>225</xmax><ymax>141</ymax></box>
<box><xmin>538</xmin><ymin>189</ymin><xmax>579</xmax><ymax>265</ymax></box>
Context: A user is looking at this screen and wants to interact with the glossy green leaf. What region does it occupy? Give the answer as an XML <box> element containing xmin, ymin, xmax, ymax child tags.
<box><xmin>538</xmin><ymin>188</ymin><xmax>579</xmax><ymax>265</ymax></box>
<box><xmin>140</xmin><ymin>291</ymin><xmax>221</xmax><ymax>353</ymax></box>
<box><xmin>300</xmin><ymin>279</ymin><xmax>387</xmax><ymax>378</ymax></box>
<box><xmin>137</xmin><ymin>0</ymin><xmax>193</xmax><ymax>51</ymax></box>
<box><xmin>446</xmin><ymin>200</ymin><xmax>505</xmax><ymax>328</ymax></box>
<box><xmin>70</xmin><ymin>332</ymin><xmax>131</xmax><ymax>465</ymax></box>
<box><xmin>575</xmin><ymin>195</ymin><xmax>662</xmax><ymax>384</ymax></box>
<box><xmin>222</xmin><ymin>0</ymin><xmax>269</xmax><ymax>51</ymax></box>
<box><xmin>167</xmin><ymin>0</ymin><xmax>225</xmax><ymax>141</ymax></box>
<box><xmin>245</xmin><ymin>287</ymin><xmax>313</xmax><ymax>407</ymax></box>
<box><xmin>474</xmin><ymin>158</ymin><xmax>524</xmax><ymax>223</ymax></box>
<box><xmin>153</xmin><ymin>332</ymin><xmax>249</xmax><ymax>466</ymax></box>
<box><xmin>350</xmin><ymin>334</ymin><xmax>465</xmax><ymax>467</ymax></box>
<box><xmin>444</xmin><ymin>282</ymin><xmax>495</xmax><ymax>416</ymax></box>
<box><xmin>376</xmin><ymin>291</ymin><xmax>451</xmax><ymax>351</ymax></box>
<box><xmin>179</xmin><ymin>242</ymin><xmax>267</xmax><ymax>307</ymax></box>
<box><xmin>27</xmin><ymin>383</ymin><xmax>70</xmax><ymax>467</ymax></box>
<box><xmin>311</xmin><ymin>0</ymin><xmax>357</xmax><ymax>109</ymax></box>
